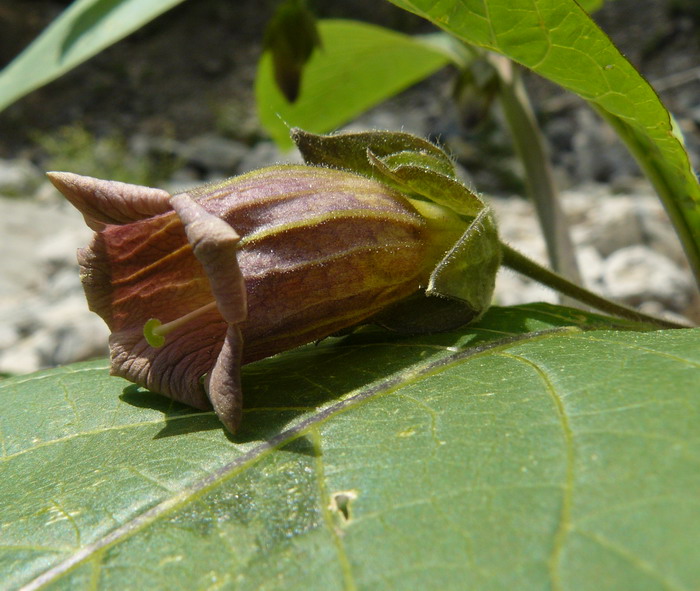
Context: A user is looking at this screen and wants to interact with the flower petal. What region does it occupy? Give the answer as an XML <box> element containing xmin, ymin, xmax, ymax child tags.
<box><xmin>75</xmin><ymin>203</ymin><xmax>228</xmax><ymax>411</ymax></box>
<box><xmin>47</xmin><ymin>172</ymin><xmax>172</xmax><ymax>230</ymax></box>
<box><xmin>78</xmin><ymin>212</ymin><xmax>210</xmax><ymax>330</ymax></box>
<box><xmin>204</xmin><ymin>325</ymin><xmax>244</xmax><ymax>433</ymax></box>
<box><xmin>170</xmin><ymin>193</ymin><xmax>247</xmax><ymax>433</ymax></box>
<box><xmin>110</xmin><ymin>316</ymin><xmax>224</xmax><ymax>411</ymax></box>
<box><xmin>169</xmin><ymin>192</ymin><xmax>247</xmax><ymax>325</ymax></box>
<box><xmin>182</xmin><ymin>166</ymin><xmax>437</xmax><ymax>362</ymax></box>
<box><xmin>169</xmin><ymin>192</ymin><xmax>248</xmax><ymax>430</ymax></box>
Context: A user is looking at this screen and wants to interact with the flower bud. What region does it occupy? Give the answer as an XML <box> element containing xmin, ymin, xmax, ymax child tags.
<box><xmin>49</xmin><ymin>163</ymin><xmax>468</xmax><ymax>433</ymax></box>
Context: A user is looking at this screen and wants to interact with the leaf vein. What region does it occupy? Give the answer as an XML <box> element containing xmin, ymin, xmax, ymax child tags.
<box><xmin>499</xmin><ymin>352</ymin><xmax>574</xmax><ymax>591</ymax></box>
<box><xmin>575</xmin><ymin>528</ymin><xmax>686</xmax><ymax>591</ymax></box>
<box><xmin>1</xmin><ymin>412</ymin><xmax>217</xmax><ymax>462</ymax></box>
<box><xmin>578</xmin><ymin>334</ymin><xmax>700</xmax><ymax>367</ymax></box>
<box><xmin>310</xmin><ymin>427</ymin><xmax>357</xmax><ymax>591</ymax></box>
<box><xmin>0</xmin><ymin>365</ymin><xmax>111</xmax><ymax>390</ymax></box>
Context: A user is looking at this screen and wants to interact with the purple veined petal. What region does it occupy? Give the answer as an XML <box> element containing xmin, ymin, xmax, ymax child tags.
<box><xmin>73</xmin><ymin>190</ymin><xmax>230</xmax><ymax>413</ymax></box>
<box><xmin>47</xmin><ymin>172</ymin><xmax>172</xmax><ymax>230</ymax></box>
<box><xmin>204</xmin><ymin>325</ymin><xmax>245</xmax><ymax>433</ymax></box>
<box><xmin>169</xmin><ymin>192</ymin><xmax>247</xmax><ymax>326</ymax></box>
<box><xmin>54</xmin><ymin>163</ymin><xmax>472</xmax><ymax>434</ymax></box>
<box><xmin>169</xmin><ymin>192</ymin><xmax>249</xmax><ymax>429</ymax></box>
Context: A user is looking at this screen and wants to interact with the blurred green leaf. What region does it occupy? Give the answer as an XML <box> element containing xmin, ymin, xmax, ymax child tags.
<box><xmin>256</xmin><ymin>20</ymin><xmax>451</xmax><ymax>149</ymax></box>
<box><xmin>385</xmin><ymin>0</ymin><xmax>700</xmax><ymax>286</ymax></box>
<box><xmin>2</xmin><ymin>304</ymin><xmax>699</xmax><ymax>590</ymax></box>
<box><xmin>578</xmin><ymin>0</ymin><xmax>605</xmax><ymax>11</ymax></box>
<box><xmin>0</xmin><ymin>0</ymin><xmax>188</xmax><ymax>113</ymax></box>
<box><xmin>263</xmin><ymin>0</ymin><xmax>322</xmax><ymax>103</ymax></box>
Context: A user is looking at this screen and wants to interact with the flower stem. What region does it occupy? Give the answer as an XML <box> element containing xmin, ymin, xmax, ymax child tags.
<box><xmin>500</xmin><ymin>242</ymin><xmax>690</xmax><ymax>329</ymax></box>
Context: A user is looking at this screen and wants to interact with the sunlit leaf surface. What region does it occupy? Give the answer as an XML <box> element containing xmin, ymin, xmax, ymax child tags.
<box><xmin>2</xmin><ymin>304</ymin><xmax>698</xmax><ymax>590</ymax></box>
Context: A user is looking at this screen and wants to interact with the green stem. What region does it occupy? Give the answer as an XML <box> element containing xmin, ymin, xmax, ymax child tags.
<box><xmin>492</xmin><ymin>56</ymin><xmax>583</xmax><ymax>290</ymax></box>
<box><xmin>500</xmin><ymin>242</ymin><xmax>690</xmax><ymax>329</ymax></box>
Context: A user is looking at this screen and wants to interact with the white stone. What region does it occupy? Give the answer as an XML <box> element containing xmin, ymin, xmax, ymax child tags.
<box><xmin>0</xmin><ymin>195</ymin><xmax>91</xmax><ymax>302</ymax></box>
<box><xmin>0</xmin><ymin>333</ymin><xmax>44</xmax><ymax>375</ymax></box>
<box><xmin>577</xmin><ymin>196</ymin><xmax>646</xmax><ymax>256</ymax></box>
<box><xmin>576</xmin><ymin>245</ymin><xmax>605</xmax><ymax>290</ymax></box>
<box><xmin>0</xmin><ymin>158</ymin><xmax>43</xmax><ymax>197</ymax></box>
<box><xmin>494</xmin><ymin>267</ymin><xmax>559</xmax><ymax>307</ymax></box>
<box><xmin>602</xmin><ymin>245</ymin><xmax>695</xmax><ymax>311</ymax></box>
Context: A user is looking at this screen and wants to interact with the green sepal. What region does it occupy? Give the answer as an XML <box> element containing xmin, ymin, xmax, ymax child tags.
<box><xmin>375</xmin><ymin>149</ymin><xmax>456</xmax><ymax>177</ymax></box>
<box><xmin>292</xmin><ymin>128</ymin><xmax>501</xmax><ymax>323</ymax></box>
<box><xmin>427</xmin><ymin>207</ymin><xmax>501</xmax><ymax>319</ymax></box>
<box><xmin>292</xmin><ymin>128</ymin><xmax>486</xmax><ymax>218</ymax></box>
<box><xmin>291</xmin><ymin>128</ymin><xmax>454</xmax><ymax>178</ymax></box>
<box><xmin>367</xmin><ymin>149</ymin><xmax>485</xmax><ymax>217</ymax></box>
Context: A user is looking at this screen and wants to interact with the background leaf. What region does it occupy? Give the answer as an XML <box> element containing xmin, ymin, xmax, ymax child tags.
<box><xmin>577</xmin><ymin>0</ymin><xmax>605</xmax><ymax>11</ymax></box>
<box><xmin>0</xmin><ymin>0</ymin><xmax>188</xmax><ymax>113</ymax></box>
<box><xmin>255</xmin><ymin>20</ymin><xmax>451</xmax><ymax>149</ymax></box>
<box><xmin>2</xmin><ymin>304</ymin><xmax>699</xmax><ymax>590</ymax></box>
<box><xmin>385</xmin><ymin>0</ymin><xmax>700</xmax><ymax>286</ymax></box>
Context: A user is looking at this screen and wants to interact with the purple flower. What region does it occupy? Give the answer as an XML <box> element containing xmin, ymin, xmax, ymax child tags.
<box><xmin>49</xmin><ymin>162</ymin><xmax>468</xmax><ymax>432</ymax></box>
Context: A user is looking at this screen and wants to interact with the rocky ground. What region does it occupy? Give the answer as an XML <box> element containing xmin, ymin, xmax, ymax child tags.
<box><xmin>1</xmin><ymin>0</ymin><xmax>699</xmax><ymax>375</ymax></box>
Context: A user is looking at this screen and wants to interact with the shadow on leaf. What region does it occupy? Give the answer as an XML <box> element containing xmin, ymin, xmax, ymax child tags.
<box><xmin>119</xmin><ymin>384</ymin><xmax>221</xmax><ymax>438</ymax></box>
<box><xmin>120</xmin><ymin>304</ymin><xmax>628</xmax><ymax>443</ymax></box>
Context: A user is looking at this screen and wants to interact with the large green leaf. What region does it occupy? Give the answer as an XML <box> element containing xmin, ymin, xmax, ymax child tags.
<box><xmin>385</xmin><ymin>0</ymin><xmax>700</xmax><ymax>286</ymax></box>
<box><xmin>255</xmin><ymin>20</ymin><xmax>451</xmax><ymax>149</ymax></box>
<box><xmin>0</xmin><ymin>0</ymin><xmax>188</xmax><ymax>113</ymax></box>
<box><xmin>2</xmin><ymin>304</ymin><xmax>699</xmax><ymax>590</ymax></box>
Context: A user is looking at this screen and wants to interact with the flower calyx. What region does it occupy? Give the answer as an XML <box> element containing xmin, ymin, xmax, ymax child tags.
<box><xmin>49</xmin><ymin>129</ymin><xmax>502</xmax><ymax>434</ymax></box>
